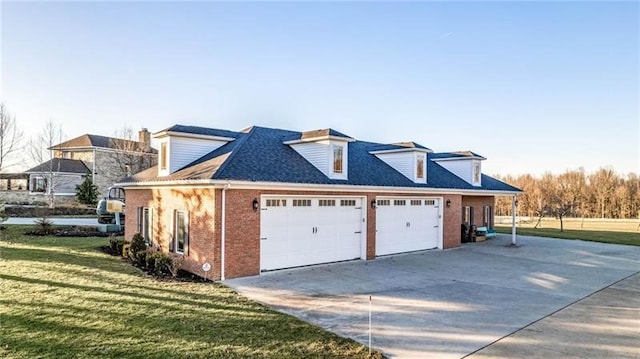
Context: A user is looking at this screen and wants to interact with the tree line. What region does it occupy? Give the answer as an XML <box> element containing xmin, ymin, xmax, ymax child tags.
<box><xmin>494</xmin><ymin>168</ymin><xmax>640</xmax><ymax>225</ymax></box>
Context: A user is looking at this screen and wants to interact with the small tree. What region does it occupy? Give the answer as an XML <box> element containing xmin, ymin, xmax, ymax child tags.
<box><xmin>75</xmin><ymin>175</ymin><xmax>99</xmax><ymax>205</ymax></box>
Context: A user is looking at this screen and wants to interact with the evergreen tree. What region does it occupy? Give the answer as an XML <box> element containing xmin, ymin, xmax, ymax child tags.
<box><xmin>75</xmin><ymin>175</ymin><xmax>99</xmax><ymax>205</ymax></box>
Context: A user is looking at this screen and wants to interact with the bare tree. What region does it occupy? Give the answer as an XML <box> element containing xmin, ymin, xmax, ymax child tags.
<box><xmin>0</xmin><ymin>103</ymin><xmax>23</xmax><ymax>172</ymax></box>
<box><xmin>28</xmin><ymin>120</ymin><xmax>65</xmax><ymax>208</ymax></box>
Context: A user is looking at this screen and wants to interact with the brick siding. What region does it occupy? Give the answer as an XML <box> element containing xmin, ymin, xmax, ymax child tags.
<box><xmin>126</xmin><ymin>187</ymin><xmax>486</xmax><ymax>280</ymax></box>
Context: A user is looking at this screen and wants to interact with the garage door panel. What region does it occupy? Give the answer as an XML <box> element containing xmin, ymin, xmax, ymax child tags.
<box><xmin>261</xmin><ymin>197</ymin><xmax>363</xmax><ymax>271</ymax></box>
<box><xmin>376</xmin><ymin>198</ymin><xmax>440</xmax><ymax>256</ymax></box>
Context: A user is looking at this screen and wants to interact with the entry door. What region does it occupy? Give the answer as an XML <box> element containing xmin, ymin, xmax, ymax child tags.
<box><xmin>260</xmin><ymin>197</ymin><xmax>364</xmax><ymax>271</ymax></box>
<box><xmin>376</xmin><ymin>198</ymin><xmax>440</xmax><ymax>256</ymax></box>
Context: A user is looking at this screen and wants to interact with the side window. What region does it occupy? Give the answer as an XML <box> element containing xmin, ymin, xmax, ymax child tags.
<box><xmin>174</xmin><ymin>210</ymin><xmax>189</xmax><ymax>255</ymax></box>
<box><xmin>333</xmin><ymin>146</ymin><xmax>343</xmax><ymax>174</ymax></box>
<box><xmin>142</xmin><ymin>207</ymin><xmax>153</xmax><ymax>245</ymax></box>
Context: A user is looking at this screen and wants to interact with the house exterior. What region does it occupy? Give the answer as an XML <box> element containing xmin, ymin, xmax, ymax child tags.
<box><xmin>120</xmin><ymin>124</ymin><xmax>522</xmax><ymax>280</ymax></box>
<box><xmin>24</xmin><ymin>129</ymin><xmax>157</xmax><ymax>203</ymax></box>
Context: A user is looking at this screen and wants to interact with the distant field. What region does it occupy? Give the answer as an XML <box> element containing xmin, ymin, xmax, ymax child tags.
<box><xmin>496</xmin><ymin>217</ymin><xmax>639</xmax><ymax>233</ymax></box>
<box><xmin>495</xmin><ymin>218</ymin><xmax>640</xmax><ymax>246</ymax></box>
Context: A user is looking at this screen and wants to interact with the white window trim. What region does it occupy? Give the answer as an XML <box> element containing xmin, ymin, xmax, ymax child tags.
<box><xmin>173</xmin><ymin>210</ymin><xmax>189</xmax><ymax>255</ymax></box>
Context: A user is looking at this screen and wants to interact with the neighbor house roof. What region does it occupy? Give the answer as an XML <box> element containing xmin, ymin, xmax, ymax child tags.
<box><xmin>122</xmin><ymin>125</ymin><xmax>521</xmax><ymax>193</ymax></box>
<box><xmin>25</xmin><ymin>158</ymin><xmax>90</xmax><ymax>174</ymax></box>
<box><xmin>52</xmin><ymin>134</ymin><xmax>157</xmax><ymax>153</ymax></box>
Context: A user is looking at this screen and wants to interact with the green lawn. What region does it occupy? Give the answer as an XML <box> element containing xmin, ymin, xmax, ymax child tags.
<box><xmin>496</xmin><ymin>225</ymin><xmax>640</xmax><ymax>246</ymax></box>
<box><xmin>0</xmin><ymin>225</ymin><xmax>381</xmax><ymax>359</ymax></box>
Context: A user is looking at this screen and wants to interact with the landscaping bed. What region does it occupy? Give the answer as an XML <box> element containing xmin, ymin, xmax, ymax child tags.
<box><xmin>4</xmin><ymin>205</ymin><xmax>97</xmax><ymax>218</ymax></box>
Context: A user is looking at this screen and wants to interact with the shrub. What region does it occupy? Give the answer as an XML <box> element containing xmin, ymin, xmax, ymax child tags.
<box><xmin>75</xmin><ymin>175</ymin><xmax>99</xmax><ymax>205</ymax></box>
<box><xmin>128</xmin><ymin>233</ymin><xmax>147</xmax><ymax>267</ymax></box>
<box><xmin>33</xmin><ymin>217</ymin><xmax>54</xmax><ymax>235</ymax></box>
<box><xmin>108</xmin><ymin>234</ymin><xmax>124</xmax><ymax>255</ymax></box>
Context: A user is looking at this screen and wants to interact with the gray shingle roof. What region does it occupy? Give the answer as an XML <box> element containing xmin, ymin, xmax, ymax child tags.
<box><xmin>123</xmin><ymin>125</ymin><xmax>521</xmax><ymax>193</ymax></box>
<box><xmin>26</xmin><ymin>158</ymin><xmax>90</xmax><ymax>174</ymax></box>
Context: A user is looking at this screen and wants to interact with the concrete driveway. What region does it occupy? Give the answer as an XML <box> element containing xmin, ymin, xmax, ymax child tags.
<box><xmin>226</xmin><ymin>235</ymin><xmax>640</xmax><ymax>358</ymax></box>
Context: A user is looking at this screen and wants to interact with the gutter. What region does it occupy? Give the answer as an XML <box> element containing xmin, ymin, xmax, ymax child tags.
<box><xmin>116</xmin><ymin>179</ymin><xmax>522</xmax><ymax>196</ymax></box>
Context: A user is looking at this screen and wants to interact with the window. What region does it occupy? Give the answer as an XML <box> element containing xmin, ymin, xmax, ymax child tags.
<box><xmin>394</xmin><ymin>199</ymin><xmax>406</xmax><ymax>206</ymax></box>
<box><xmin>266</xmin><ymin>199</ymin><xmax>286</xmax><ymax>207</ymax></box>
<box><xmin>473</xmin><ymin>162</ymin><xmax>481</xmax><ymax>183</ymax></box>
<box><xmin>333</xmin><ymin>146</ymin><xmax>343</xmax><ymax>174</ymax></box>
<box><xmin>463</xmin><ymin>206</ymin><xmax>474</xmax><ymax>225</ymax></box>
<box><xmin>416</xmin><ymin>155</ymin><xmax>425</xmax><ymax>179</ymax></box>
<box><xmin>293</xmin><ymin>199</ymin><xmax>311</xmax><ymax>207</ymax></box>
<box><xmin>425</xmin><ymin>199</ymin><xmax>435</xmax><ymax>206</ymax></box>
<box><xmin>160</xmin><ymin>142</ymin><xmax>168</xmax><ymax>170</ymax></box>
<box><xmin>340</xmin><ymin>199</ymin><xmax>356</xmax><ymax>207</ymax></box>
<box><xmin>377</xmin><ymin>199</ymin><xmax>390</xmax><ymax>206</ymax></box>
<box><xmin>410</xmin><ymin>199</ymin><xmax>422</xmax><ymax>206</ymax></box>
<box><xmin>174</xmin><ymin>210</ymin><xmax>189</xmax><ymax>254</ymax></box>
<box><xmin>319</xmin><ymin>199</ymin><xmax>336</xmax><ymax>207</ymax></box>
<box><xmin>143</xmin><ymin>208</ymin><xmax>153</xmax><ymax>245</ymax></box>
<box><xmin>31</xmin><ymin>177</ymin><xmax>47</xmax><ymax>193</ymax></box>
<box><xmin>483</xmin><ymin>205</ymin><xmax>493</xmax><ymax>227</ymax></box>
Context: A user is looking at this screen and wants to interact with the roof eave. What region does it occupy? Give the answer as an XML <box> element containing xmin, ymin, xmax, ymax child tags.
<box><xmin>283</xmin><ymin>135</ymin><xmax>356</xmax><ymax>145</ymax></box>
<box><xmin>370</xmin><ymin>148</ymin><xmax>432</xmax><ymax>155</ymax></box>
<box><xmin>153</xmin><ymin>131</ymin><xmax>236</xmax><ymax>142</ymax></box>
<box><xmin>117</xmin><ymin>178</ymin><xmax>522</xmax><ymax>195</ymax></box>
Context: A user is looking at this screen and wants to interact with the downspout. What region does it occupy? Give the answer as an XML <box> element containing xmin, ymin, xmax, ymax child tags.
<box><xmin>221</xmin><ymin>182</ymin><xmax>230</xmax><ymax>280</ymax></box>
<box><xmin>511</xmin><ymin>195</ymin><xmax>517</xmax><ymax>245</ymax></box>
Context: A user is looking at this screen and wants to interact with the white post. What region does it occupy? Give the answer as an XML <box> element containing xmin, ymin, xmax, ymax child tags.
<box><xmin>511</xmin><ymin>195</ymin><xmax>517</xmax><ymax>245</ymax></box>
<box><xmin>368</xmin><ymin>295</ymin><xmax>372</xmax><ymax>355</ymax></box>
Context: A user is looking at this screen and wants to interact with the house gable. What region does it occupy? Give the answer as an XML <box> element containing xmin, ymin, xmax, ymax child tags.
<box><xmin>284</xmin><ymin>129</ymin><xmax>354</xmax><ymax>181</ymax></box>
<box><xmin>431</xmin><ymin>151</ymin><xmax>486</xmax><ymax>187</ymax></box>
<box><xmin>370</xmin><ymin>142</ymin><xmax>431</xmax><ymax>184</ymax></box>
<box><xmin>154</xmin><ymin>125</ymin><xmax>239</xmax><ymax>177</ymax></box>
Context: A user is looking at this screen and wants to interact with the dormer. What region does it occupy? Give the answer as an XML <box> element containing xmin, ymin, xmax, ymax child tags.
<box><xmin>154</xmin><ymin>125</ymin><xmax>237</xmax><ymax>176</ymax></box>
<box><xmin>431</xmin><ymin>151</ymin><xmax>486</xmax><ymax>186</ymax></box>
<box><xmin>284</xmin><ymin>129</ymin><xmax>355</xmax><ymax>180</ymax></box>
<box><xmin>370</xmin><ymin>142</ymin><xmax>432</xmax><ymax>184</ymax></box>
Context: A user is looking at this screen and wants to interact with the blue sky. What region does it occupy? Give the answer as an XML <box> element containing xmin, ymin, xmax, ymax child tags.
<box><xmin>1</xmin><ymin>1</ymin><xmax>638</xmax><ymax>175</ymax></box>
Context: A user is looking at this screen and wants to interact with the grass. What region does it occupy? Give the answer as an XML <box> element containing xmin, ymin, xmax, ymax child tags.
<box><xmin>0</xmin><ymin>225</ymin><xmax>382</xmax><ymax>359</ymax></box>
<box><xmin>496</xmin><ymin>218</ymin><xmax>640</xmax><ymax>246</ymax></box>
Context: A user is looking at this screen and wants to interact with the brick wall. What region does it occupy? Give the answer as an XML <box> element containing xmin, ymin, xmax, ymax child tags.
<box><xmin>461</xmin><ymin>195</ymin><xmax>496</xmax><ymax>227</ymax></box>
<box><xmin>443</xmin><ymin>194</ymin><xmax>463</xmax><ymax>249</ymax></box>
<box><xmin>125</xmin><ymin>187</ymin><xmax>217</xmax><ymax>279</ymax></box>
<box><xmin>127</xmin><ymin>186</ymin><xmax>493</xmax><ymax>280</ymax></box>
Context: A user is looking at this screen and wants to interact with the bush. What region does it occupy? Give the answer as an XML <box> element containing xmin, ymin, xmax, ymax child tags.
<box><xmin>33</xmin><ymin>217</ymin><xmax>54</xmax><ymax>235</ymax></box>
<box><xmin>128</xmin><ymin>233</ymin><xmax>147</xmax><ymax>267</ymax></box>
<box><xmin>142</xmin><ymin>249</ymin><xmax>184</xmax><ymax>278</ymax></box>
<box><xmin>108</xmin><ymin>234</ymin><xmax>124</xmax><ymax>255</ymax></box>
<box><xmin>75</xmin><ymin>175</ymin><xmax>99</xmax><ymax>205</ymax></box>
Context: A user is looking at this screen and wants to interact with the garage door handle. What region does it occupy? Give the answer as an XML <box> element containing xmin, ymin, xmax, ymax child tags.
<box><xmin>406</xmin><ymin>222</ymin><xmax>411</xmax><ymax>227</ymax></box>
<box><xmin>354</xmin><ymin>231</ymin><xmax>362</xmax><ymax>234</ymax></box>
<box><xmin>260</xmin><ymin>237</ymin><xmax>267</xmax><ymax>241</ymax></box>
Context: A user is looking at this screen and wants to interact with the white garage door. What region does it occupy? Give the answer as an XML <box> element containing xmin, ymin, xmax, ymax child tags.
<box><xmin>376</xmin><ymin>198</ymin><xmax>441</xmax><ymax>256</ymax></box>
<box><xmin>260</xmin><ymin>196</ymin><xmax>364</xmax><ymax>271</ymax></box>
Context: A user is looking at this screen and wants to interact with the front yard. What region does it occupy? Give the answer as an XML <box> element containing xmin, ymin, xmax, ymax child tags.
<box><xmin>0</xmin><ymin>226</ymin><xmax>380</xmax><ymax>359</ymax></box>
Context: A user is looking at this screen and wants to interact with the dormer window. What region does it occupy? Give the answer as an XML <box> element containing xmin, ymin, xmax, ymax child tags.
<box><xmin>285</xmin><ymin>129</ymin><xmax>353</xmax><ymax>180</ymax></box>
<box><xmin>473</xmin><ymin>162</ymin><xmax>480</xmax><ymax>183</ymax></box>
<box><xmin>333</xmin><ymin>146</ymin><xmax>343</xmax><ymax>174</ymax></box>
<box><xmin>160</xmin><ymin>142</ymin><xmax>168</xmax><ymax>170</ymax></box>
<box><xmin>417</xmin><ymin>154</ymin><xmax>425</xmax><ymax>179</ymax></box>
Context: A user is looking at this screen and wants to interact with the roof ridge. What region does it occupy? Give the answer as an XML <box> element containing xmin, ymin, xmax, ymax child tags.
<box><xmin>211</xmin><ymin>127</ymin><xmax>258</xmax><ymax>179</ymax></box>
